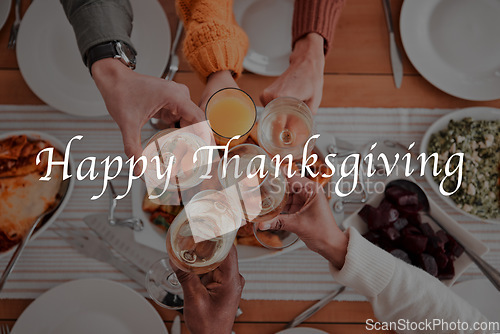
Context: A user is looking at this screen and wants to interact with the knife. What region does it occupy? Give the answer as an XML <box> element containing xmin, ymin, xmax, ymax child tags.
<box><xmin>171</xmin><ymin>315</ymin><xmax>181</xmax><ymax>334</ymax></box>
<box><xmin>382</xmin><ymin>0</ymin><xmax>403</xmax><ymax>88</ymax></box>
<box><xmin>84</xmin><ymin>213</ymin><xmax>166</xmax><ymax>272</ymax></box>
<box><xmin>285</xmin><ymin>286</ymin><xmax>346</xmax><ymax>329</ymax></box>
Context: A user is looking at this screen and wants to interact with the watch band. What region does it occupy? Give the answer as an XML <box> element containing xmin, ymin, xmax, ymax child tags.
<box><xmin>85</xmin><ymin>41</ymin><xmax>136</xmax><ymax>75</ymax></box>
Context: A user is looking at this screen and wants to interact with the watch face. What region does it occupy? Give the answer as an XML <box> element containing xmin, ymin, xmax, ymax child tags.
<box><xmin>115</xmin><ymin>41</ymin><xmax>136</xmax><ymax>69</ymax></box>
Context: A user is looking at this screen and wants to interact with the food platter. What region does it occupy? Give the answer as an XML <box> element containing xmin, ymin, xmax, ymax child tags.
<box><xmin>420</xmin><ymin>107</ymin><xmax>500</xmax><ymax>224</ymax></box>
<box><xmin>131</xmin><ymin>181</ymin><xmax>304</xmax><ymax>263</ymax></box>
<box><xmin>0</xmin><ymin>131</ymin><xmax>75</xmax><ymax>259</ymax></box>
<box><xmin>342</xmin><ymin>169</ymin><xmax>489</xmax><ymax>286</ymax></box>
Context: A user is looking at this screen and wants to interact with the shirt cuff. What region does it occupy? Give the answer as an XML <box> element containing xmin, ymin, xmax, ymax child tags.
<box><xmin>292</xmin><ymin>0</ymin><xmax>345</xmax><ymax>54</ymax></box>
<box><xmin>182</xmin><ymin>21</ymin><xmax>249</xmax><ymax>81</ymax></box>
<box><xmin>329</xmin><ymin>227</ymin><xmax>395</xmax><ymax>298</ymax></box>
<box><xmin>65</xmin><ymin>1</ymin><xmax>136</xmax><ymax>62</ymax></box>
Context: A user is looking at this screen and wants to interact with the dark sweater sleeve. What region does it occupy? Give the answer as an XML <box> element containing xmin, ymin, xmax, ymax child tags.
<box><xmin>60</xmin><ymin>0</ymin><xmax>136</xmax><ymax>62</ymax></box>
<box><xmin>292</xmin><ymin>0</ymin><xmax>346</xmax><ymax>54</ymax></box>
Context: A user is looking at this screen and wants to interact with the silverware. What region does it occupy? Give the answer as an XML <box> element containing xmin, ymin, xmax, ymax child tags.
<box><xmin>150</xmin><ymin>20</ymin><xmax>184</xmax><ymax>129</ymax></box>
<box><xmin>171</xmin><ymin>315</ymin><xmax>181</xmax><ymax>334</ymax></box>
<box><xmin>0</xmin><ymin>178</ymin><xmax>70</xmax><ymax>292</ymax></box>
<box><xmin>83</xmin><ymin>213</ymin><xmax>165</xmax><ymax>272</ymax></box>
<box><xmin>285</xmin><ymin>286</ymin><xmax>345</xmax><ymax>329</ymax></box>
<box><xmin>1</xmin><ymin>324</ymin><xmax>10</xmax><ymax>334</ymax></box>
<box><xmin>54</xmin><ymin>227</ymin><xmax>147</xmax><ymax>288</ymax></box>
<box><xmin>164</xmin><ymin>21</ymin><xmax>183</xmax><ymax>81</ymax></box>
<box><xmin>108</xmin><ymin>181</ymin><xmax>144</xmax><ymax>231</ymax></box>
<box><xmin>386</xmin><ymin>180</ymin><xmax>500</xmax><ymax>291</ymax></box>
<box><xmin>382</xmin><ymin>0</ymin><xmax>403</xmax><ymax>88</ymax></box>
<box><xmin>7</xmin><ymin>0</ymin><xmax>21</xmax><ymax>49</ymax></box>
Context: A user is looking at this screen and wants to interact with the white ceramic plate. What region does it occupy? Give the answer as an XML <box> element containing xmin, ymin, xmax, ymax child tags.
<box><xmin>234</xmin><ymin>0</ymin><xmax>294</xmax><ymax>76</ymax></box>
<box><xmin>451</xmin><ymin>279</ymin><xmax>500</xmax><ymax>322</ymax></box>
<box><xmin>420</xmin><ymin>107</ymin><xmax>500</xmax><ymax>225</ymax></box>
<box><xmin>0</xmin><ymin>0</ymin><xmax>11</xmax><ymax>32</ymax></box>
<box><xmin>276</xmin><ymin>328</ymin><xmax>329</xmax><ymax>334</ymax></box>
<box><xmin>0</xmin><ymin>131</ymin><xmax>75</xmax><ymax>259</ymax></box>
<box><xmin>11</xmin><ymin>278</ymin><xmax>168</xmax><ymax>334</ymax></box>
<box><xmin>400</xmin><ymin>0</ymin><xmax>500</xmax><ymax>101</ymax></box>
<box><xmin>16</xmin><ymin>0</ymin><xmax>170</xmax><ymax>117</ymax></box>
<box><xmin>342</xmin><ymin>168</ymin><xmax>489</xmax><ymax>286</ymax></box>
<box><xmin>131</xmin><ymin>181</ymin><xmax>304</xmax><ymax>262</ymax></box>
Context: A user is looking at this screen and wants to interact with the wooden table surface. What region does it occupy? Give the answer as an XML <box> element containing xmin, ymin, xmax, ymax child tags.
<box><xmin>0</xmin><ymin>0</ymin><xmax>498</xmax><ymax>333</ymax></box>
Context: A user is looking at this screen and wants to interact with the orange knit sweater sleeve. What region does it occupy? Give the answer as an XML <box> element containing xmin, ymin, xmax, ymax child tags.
<box><xmin>176</xmin><ymin>0</ymin><xmax>249</xmax><ymax>80</ymax></box>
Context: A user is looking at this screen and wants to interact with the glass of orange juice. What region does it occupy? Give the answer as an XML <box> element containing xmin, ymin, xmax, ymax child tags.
<box><xmin>205</xmin><ymin>88</ymin><xmax>257</xmax><ymax>147</ymax></box>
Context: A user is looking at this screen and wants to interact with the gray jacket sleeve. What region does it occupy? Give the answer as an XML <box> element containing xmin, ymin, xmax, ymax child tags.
<box><xmin>60</xmin><ymin>0</ymin><xmax>136</xmax><ymax>62</ymax></box>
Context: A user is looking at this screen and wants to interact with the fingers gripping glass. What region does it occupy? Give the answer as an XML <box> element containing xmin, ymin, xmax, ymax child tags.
<box><xmin>146</xmin><ymin>190</ymin><xmax>241</xmax><ymax>309</ymax></box>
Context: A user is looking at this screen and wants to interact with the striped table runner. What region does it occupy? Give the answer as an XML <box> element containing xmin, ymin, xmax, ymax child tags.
<box><xmin>0</xmin><ymin>105</ymin><xmax>499</xmax><ymax>301</ymax></box>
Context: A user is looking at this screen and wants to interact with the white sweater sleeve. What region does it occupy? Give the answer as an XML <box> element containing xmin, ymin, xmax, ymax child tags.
<box><xmin>329</xmin><ymin>228</ymin><xmax>491</xmax><ymax>334</ymax></box>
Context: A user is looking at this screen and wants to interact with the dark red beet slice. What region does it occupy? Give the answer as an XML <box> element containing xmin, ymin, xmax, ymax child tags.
<box><xmin>382</xmin><ymin>227</ymin><xmax>400</xmax><ymax>241</ymax></box>
<box><xmin>393</xmin><ymin>217</ymin><xmax>409</xmax><ymax>231</ymax></box>
<box><xmin>437</xmin><ymin>260</ymin><xmax>455</xmax><ymax>280</ymax></box>
<box><xmin>446</xmin><ymin>235</ymin><xmax>464</xmax><ymax>259</ymax></box>
<box><xmin>363</xmin><ymin>231</ymin><xmax>381</xmax><ymax>244</ymax></box>
<box><xmin>390</xmin><ymin>249</ymin><xmax>411</xmax><ymax>264</ymax></box>
<box><xmin>402</xmin><ymin>225</ymin><xmax>421</xmax><ymax>236</ymax></box>
<box><xmin>406</xmin><ymin>213</ymin><xmax>422</xmax><ymax>226</ymax></box>
<box><xmin>436</xmin><ymin>230</ymin><xmax>449</xmax><ymax>244</ymax></box>
<box><xmin>419</xmin><ymin>223</ymin><xmax>435</xmax><ymax>237</ymax></box>
<box><xmin>433</xmin><ymin>251</ymin><xmax>449</xmax><ymax>270</ymax></box>
<box><xmin>377</xmin><ymin>200</ymin><xmax>400</xmax><ymax>223</ymax></box>
<box><xmin>385</xmin><ymin>186</ymin><xmax>419</xmax><ymax>207</ymax></box>
<box><xmin>418</xmin><ymin>253</ymin><xmax>438</xmax><ymax>277</ymax></box>
<box><xmin>426</xmin><ymin>235</ymin><xmax>445</xmax><ymax>253</ymax></box>
<box><xmin>397</xmin><ymin>204</ymin><xmax>423</xmax><ymax>216</ymax></box>
<box><xmin>402</xmin><ymin>234</ymin><xmax>428</xmax><ymax>254</ymax></box>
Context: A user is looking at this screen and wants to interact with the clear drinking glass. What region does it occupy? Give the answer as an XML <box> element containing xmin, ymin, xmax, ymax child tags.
<box><xmin>205</xmin><ymin>88</ymin><xmax>257</xmax><ymax>147</ymax></box>
<box><xmin>258</xmin><ymin>97</ymin><xmax>315</xmax><ymax>161</ymax></box>
<box><xmin>146</xmin><ymin>190</ymin><xmax>242</xmax><ymax>309</ymax></box>
<box><xmin>217</xmin><ymin>144</ymin><xmax>298</xmax><ymax>249</ymax></box>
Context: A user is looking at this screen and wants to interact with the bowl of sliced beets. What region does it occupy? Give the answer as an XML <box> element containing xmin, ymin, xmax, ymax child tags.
<box><xmin>342</xmin><ymin>172</ymin><xmax>489</xmax><ymax>286</ymax></box>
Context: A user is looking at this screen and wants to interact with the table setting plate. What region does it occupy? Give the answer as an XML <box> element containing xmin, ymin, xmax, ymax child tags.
<box><xmin>131</xmin><ymin>180</ymin><xmax>304</xmax><ymax>263</ymax></box>
<box><xmin>10</xmin><ymin>278</ymin><xmax>168</xmax><ymax>334</ymax></box>
<box><xmin>420</xmin><ymin>107</ymin><xmax>500</xmax><ymax>225</ymax></box>
<box><xmin>233</xmin><ymin>0</ymin><xmax>294</xmax><ymax>76</ymax></box>
<box><xmin>400</xmin><ymin>0</ymin><xmax>500</xmax><ymax>101</ymax></box>
<box><xmin>16</xmin><ymin>0</ymin><xmax>170</xmax><ymax>117</ymax></box>
<box><xmin>451</xmin><ymin>279</ymin><xmax>500</xmax><ymax>322</ymax></box>
<box><xmin>0</xmin><ymin>0</ymin><xmax>11</xmax><ymax>32</ymax></box>
<box><xmin>342</xmin><ymin>167</ymin><xmax>489</xmax><ymax>286</ymax></box>
<box><xmin>0</xmin><ymin>130</ymin><xmax>75</xmax><ymax>259</ymax></box>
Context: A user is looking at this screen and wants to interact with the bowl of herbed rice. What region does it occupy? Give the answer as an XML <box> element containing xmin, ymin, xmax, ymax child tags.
<box><xmin>420</xmin><ymin>107</ymin><xmax>500</xmax><ymax>224</ymax></box>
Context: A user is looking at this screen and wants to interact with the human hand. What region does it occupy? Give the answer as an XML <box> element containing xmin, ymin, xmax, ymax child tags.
<box><xmin>172</xmin><ymin>246</ymin><xmax>244</xmax><ymax>334</ymax></box>
<box><xmin>260</xmin><ymin>33</ymin><xmax>325</xmax><ymax>114</ymax></box>
<box><xmin>258</xmin><ymin>175</ymin><xmax>348</xmax><ymax>269</ymax></box>
<box><xmin>199</xmin><ymin>70</ymin><xmax>239</xmax><ymax>111</ymax></box>
<box><xmin>91</xmin><ymin>58</ymin><xmax>205</xmax><ymax>161</ymax></box>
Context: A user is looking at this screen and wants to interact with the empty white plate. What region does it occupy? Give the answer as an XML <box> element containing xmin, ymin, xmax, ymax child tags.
<box><xmin>16</xmin><ymin>0</ymin><xmax>170</xmax><ymax>117</ymax></box>
<box><xmin>234</xmin><ymin>0</ymin><xmax>294</xmax><ymax>76</ymax></box>
<box><xmin>11</xmin><ymin>278</ymin><xmax>168</xmax><ymax>334</ymax></box>
<box><xmin>401</xmin><ymin>0</ymin><xmax>500</xmax><ymax>101</ymax></box>
<box><xmin>452</xmin><ymin>279</ymin><xmax>500</xmax><ymax>322</ymax></box>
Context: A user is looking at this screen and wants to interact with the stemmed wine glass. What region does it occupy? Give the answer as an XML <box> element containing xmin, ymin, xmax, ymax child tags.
<box><xmin>258</xmin><ymin>97</ymin><xmax>315</xmax><ymax>161</ymax></box>
<box><xmin>146</xmin><ymin>189</ymin><xmax>242</xmax><ymax>309</ymax></box>
<box><xmin>217</xmin><ymin>144</ymin><xmax>299</xmax><ymax>249</ymax></box>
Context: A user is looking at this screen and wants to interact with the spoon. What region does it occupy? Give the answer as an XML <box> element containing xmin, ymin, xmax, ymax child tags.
<box><xmin>0</xmin><ymin>178</ymin><xmax>71</xmax><ymax>291</ymax></box>
<box><xmin>386</xmin><ymin>179</ymin><xmax>500</xmax><ymax>291</ymax></box>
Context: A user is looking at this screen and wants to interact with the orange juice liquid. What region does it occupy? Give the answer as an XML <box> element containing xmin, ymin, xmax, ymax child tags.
<box><xmin>207</xmin><ymin>97</ymin><xmax>255</xmax><ymax>138</ymax></box>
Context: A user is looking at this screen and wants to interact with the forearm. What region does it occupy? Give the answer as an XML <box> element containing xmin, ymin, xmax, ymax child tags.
<box><xmin>176</xmin><ymin>0</ymin><xmax>248</xmax><ymax>80</ymax></box>
<box><xmin>292</xmin><ymin>0</ymin><xmax>345</xmax><ymax>54</ymax></box>
<box><xmin>60</xmin><ymin>0</ymin><xmax>135</xmax><ymax>61</ymax></box>
<box><xmin>330</xmin><ymin>228</ymin><xmax>489</xmax><ymax>333</ymax></box>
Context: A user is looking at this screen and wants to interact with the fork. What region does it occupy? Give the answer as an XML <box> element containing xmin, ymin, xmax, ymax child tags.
<box><xmin>1</xmin><ymin>324</ymin><xmax>10</xmax><ymax>334</ymax></box>
<box><xmin>8</xmin><ymin>0</ymin><xmax>21</xmax><ymax>49</ymax></box>
<box><xmin>54</xmin><ymin>227</ymin><xmax>146</xmax><ymax>287</ymax></box>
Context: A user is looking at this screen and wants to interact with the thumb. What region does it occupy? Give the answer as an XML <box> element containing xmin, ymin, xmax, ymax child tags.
<box><xmin>121</xmin><ymin>128</ymin><xmax>144</xmax><ymax>176</ymax></box>
<box><xmin>257</xmin><ymin>213</ymin><xmax>300</xmax><ymax>234</ymax></box>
